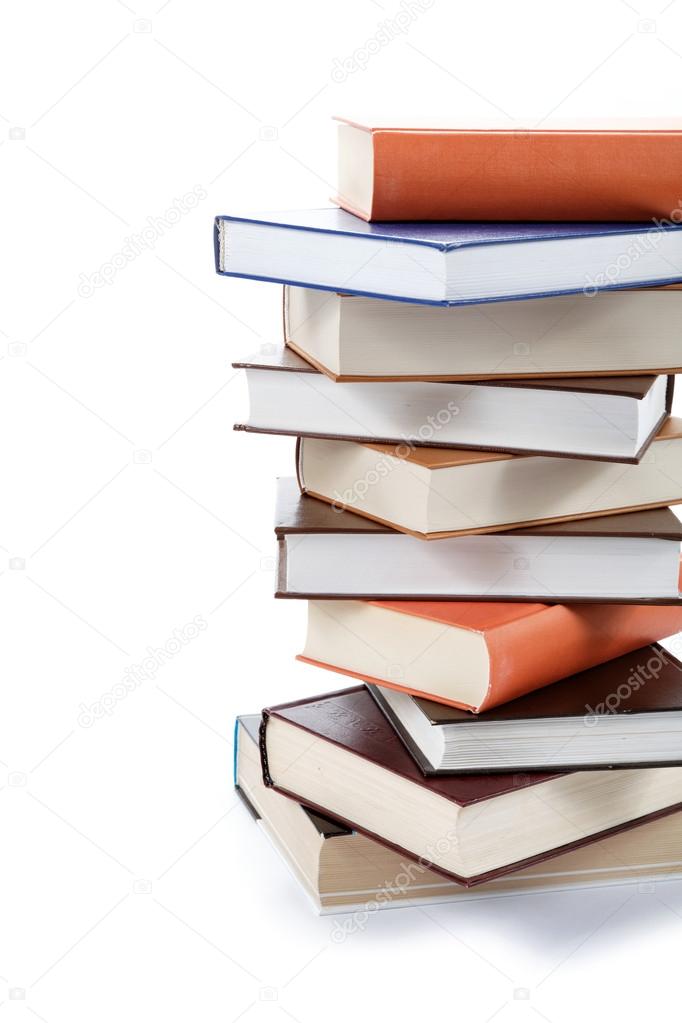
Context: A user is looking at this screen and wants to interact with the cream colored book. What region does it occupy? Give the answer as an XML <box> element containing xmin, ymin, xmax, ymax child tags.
<box><xmin>285</xmin><ymin>286</ymin><xmax>682</xmax><ymax>381</ymax></box>
<box><xmin>297</xmin><ymin>417</ymin><xmax>682</xmax><ymax>539</ymax></box>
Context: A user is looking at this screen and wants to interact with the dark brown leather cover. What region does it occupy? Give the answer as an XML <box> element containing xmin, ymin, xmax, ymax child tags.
<box><xmin>260</xmin><ymin>687</ymin><xmax>563</xmax><ymax>804</ymax></box>
<box><xmin>234</xmin><ymin>349</ymin><xmax>674</xmax><ymax>463</ymax></box>
<box><xmin>275</xmin><ymin>477</ymin><xmax>682</xmax><ymax>539</ymax></box>
<box><xmin>259</xmin><ymin>686</ymin><xmax>682</xmax><ymax>885</ymax></box>
<box><xmin>516</xmin><ymin>508</ymin><xmax>682</xmax><ymax>539</ymax></box>
<box><xmin>276</xmin><ymin>477</ymin><xmax>387</xmax><ymax>535</ymax></box>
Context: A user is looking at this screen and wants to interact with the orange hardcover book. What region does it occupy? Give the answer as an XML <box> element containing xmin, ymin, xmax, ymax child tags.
<box><xmin>334</xmin><ymin>116</ymin><xmax>682</xmax><ymax>221</ymax></box>
<box><xmin>298</xmin><ymin>592</ymin><xmax>682</xmax><ymax>712</ymax></box>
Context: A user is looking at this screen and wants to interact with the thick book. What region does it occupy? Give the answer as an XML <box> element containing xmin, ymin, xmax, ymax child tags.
<box><xmin>258</xmin><ymin>686</ymin><xmax>682</xmax><ymax>886</ymax></box>
<box><xmin>334</xmin><ymin>116</ymin><xmax>682</xmax><ymax>222</ymax></box>
<box><xmin>214</xmin><ymin>208</ymin><xmax>682</xmax><ymax>306</ymax></box>
<box><xmin>284</xmin><ymin>286</ymin><xmax>682</xmax><ymax>382</ymax></box>
<box><xmin>367</xmin><ymin>643</ymin><xmax>682</xmax><ymax>773</ymax></box>
<box><xmin>275</xmin><ymin>478</ymin><xmax>682</xmax><ymax>604</ymax></box>
<box><xmin>235</xmin><ymin>347</ymin><xmax>673</xmax><ymax>463</ymax></box>
<box><xmin>236</xmin><ymin>714</ymin><xmax>682</xmax><ymax>913</ymax></box>
<box><xmin>297</xmin><ymin>418</ymin><xmax>682</xmax><ymax>539</ymax></box>
<box><xmin>299</xmin><ymin>598</ymin><xmax>682</xmax><ymax>712</ymax></box>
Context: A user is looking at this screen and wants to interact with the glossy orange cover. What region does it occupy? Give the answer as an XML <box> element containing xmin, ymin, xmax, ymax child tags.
<box><xmin>298</xmin><ymin>593</ymin><xmax>682</xmax><ymax>712</ymax></box>
<box><xmin>336</xmin><ymin>119</ymin><xmax>682</xmax><ymax>221</ymax></box>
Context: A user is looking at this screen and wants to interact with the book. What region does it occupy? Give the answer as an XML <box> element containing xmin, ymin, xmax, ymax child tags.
<box><xmin>236</xmin><ymin>713</ymin><xmax>682</xmax><ymax>913</ymax></box>
<box><xmin>368</xmin><ymin>643</ymin><xmax>682</xmax><ymax>773</ymax></box>
<box><xmin>334</xmin><ymin>117</ymin><xmax>682</xmax><ymax>222</ymax></box>
<box><xmin>297</xmin><ymin>418</ymin><xmax>682</xmax><ymax>539</ymax></box>
<box><xmin>214</xmin><ymin>209</ymin><xmax>682</xmax><ymax>306</ymax></box>
<box><xmin>299</xmin><ymin>598</ymin><xmax>682</xmax><ymax>712</ymax></box>
<box><xmin>235</xmin><ymin>348</ymin><xmax>673</xmax><ymax>463</ymax></box>
<box><xmin>258</xmin><ymin>686</ymin><xmax>682</xmax><ymax>886</ymax></box>
<box><xmin>275</xmin><ymin>478</ymin><xmax>682</xmax><ymax>604</ymax></box>
<box><xmin>284</xmin><ymin>286</ymin><xmax>682</xmax><ymax>381</ymax></box>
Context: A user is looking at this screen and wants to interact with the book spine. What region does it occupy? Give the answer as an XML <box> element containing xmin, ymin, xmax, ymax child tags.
<box><xmin>232</xmin><ymin>716</ymin><xmax>240</xmax><ymax>786</ymax></box>
<box><xmin>295</xmin><ymin>436</ymin><xmax>306</xmax><ymax>494</ymax></box>
<box><xmin>258</xmin><ymin>711</ymin><xmax>274</xmax><ymax>787</ymax></box>
<box><xmin>480</xmin><ymin>603</ymin><xmax>682</xmax><ymax>712</ymax></box>
<box><xmin>275</xmin><ymin>539</ymin><xmax>288</xmax><ymax>598</ymax></box>
<box><xmin>281</xmin><ymin>285</ymin><xmax>289</xmax><ymax>344</ymax></box>
<box><xmin>666</xmin><ymin>374</ymin><xmax>676</xmax><ymax>413</ymax></box>
<box><xmin>213</xmin><ymin>217</ymin><xmax>221</xmax><ymax>271</ymax></box>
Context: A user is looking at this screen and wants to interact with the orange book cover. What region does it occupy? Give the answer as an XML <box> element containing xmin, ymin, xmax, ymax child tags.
<box><xmin>334</xmin><ymin>117</ymin><xmax>682</xmax><ymax>222</ymax></box>
<box><xmin>298</xmin><ymin>594</ymin><xmax>682</xmax><ymax>713</ymax></box>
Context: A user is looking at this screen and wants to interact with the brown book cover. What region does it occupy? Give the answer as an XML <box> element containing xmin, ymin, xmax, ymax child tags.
<box><xmin>334</xmin><ymin>117</ymin><xmax>682</xmax><ymax>221</ymax></box>
<box><xmin>367</xmin><ymin>643</ymin><xmax>682</xmax><ymax>773</ymax></box>
<box><xmin>259</xmin><ymin>686</ymin><xmax>682</xmax><ymax>886</ymax></box>
<box><xmin>234</xmin><ymin>347</ymin><xmax>674</xmax><ymax>463</ymax></box>
<box><xmin>274</xmin><ymin>478</ymin><xmax>682</xmax><ymax>604</ymax></box>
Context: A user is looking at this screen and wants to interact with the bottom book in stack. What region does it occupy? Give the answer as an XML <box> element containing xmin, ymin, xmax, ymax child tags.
<box><xmin>235</xmin><ymin>715</ymin><xmax>682</xmax><ymax>914</ymax></box>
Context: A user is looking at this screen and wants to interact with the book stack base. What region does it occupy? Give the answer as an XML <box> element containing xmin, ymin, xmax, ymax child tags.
<box><xmin>236</xmin><ymin>716</ymin><xmax>682</xmax><ymax>915</ymax></box>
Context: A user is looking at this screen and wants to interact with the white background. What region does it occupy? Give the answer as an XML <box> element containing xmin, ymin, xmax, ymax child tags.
<box><xmin>3</xmin><ymin>0</ymin><xmax>682</xmax><ymax>1020</ymax></box>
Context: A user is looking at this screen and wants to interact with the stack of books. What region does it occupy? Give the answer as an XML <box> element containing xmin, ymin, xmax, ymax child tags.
<box><xmin>216</xmin><ymin>118</ymin><xmax>682</xmax><ymax>914</ymax></box>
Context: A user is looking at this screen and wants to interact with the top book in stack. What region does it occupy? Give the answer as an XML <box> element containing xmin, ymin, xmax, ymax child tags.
<box><xmin>333</xmin><ymin>116</ymin><xmax>682</xmax><ymax>221</ymax></box>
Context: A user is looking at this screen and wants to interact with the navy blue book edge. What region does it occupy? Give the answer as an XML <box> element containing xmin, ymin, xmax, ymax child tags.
<box><xmin>214</xmin><ymin>208</ymin><xmax>682</xmax><ymax>306</ymax></box>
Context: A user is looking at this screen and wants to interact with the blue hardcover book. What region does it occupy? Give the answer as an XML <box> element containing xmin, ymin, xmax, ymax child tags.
<box><xmin>214</xmin><ymin>208</ymin><xmax>682</xmax><ymax>306</ymax></box>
